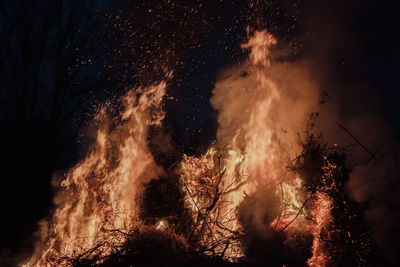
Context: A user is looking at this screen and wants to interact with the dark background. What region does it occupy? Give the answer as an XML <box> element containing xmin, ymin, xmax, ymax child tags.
<box><xmin>0</xmin><ymin>0</ymin><xmax>398</xmax><ymax>259</ymax></box>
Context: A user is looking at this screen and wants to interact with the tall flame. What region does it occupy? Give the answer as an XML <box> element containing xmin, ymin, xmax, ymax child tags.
<box><xmin>179</xmin><ymin>29</ymin><xmax>322</xmax><ymax>261</ymax></box>
<box><xmin>25</xmin><ymin>78</ymin><xmax>169</xmax><ymax>266</ymax></box>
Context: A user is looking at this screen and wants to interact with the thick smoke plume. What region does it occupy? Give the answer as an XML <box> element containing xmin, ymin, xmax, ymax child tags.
<box><xmin>206</xmin><ymin>29</ymin><xmax>321</xmax><ymax>264</ymax></box>
<box><xmin>211</xmin><ymin>28</ymin><xmax>319</xmax><ymax>210</ymax></box>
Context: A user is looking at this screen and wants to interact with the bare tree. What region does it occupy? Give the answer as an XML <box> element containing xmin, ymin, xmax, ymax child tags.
<box><xmin>0</xmin><ymin>0</ymin><xmax>98</xmax><ymax>256</ymax></box>
<box><xmin>0</xmin><ymin>0</ymin><xmax>96</xmax><ymax>125</ymax></box>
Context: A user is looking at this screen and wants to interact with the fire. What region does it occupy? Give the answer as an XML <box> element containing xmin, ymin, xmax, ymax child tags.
<box><xmin>179</xmin><ymin>147</ymin><xmax>245</xmax><ymax>259</ymax></box>
<box><xmin>156</xmin><ymin>220</ymin><xmax>168</xmax><ymax>230</ymax></box>
<box><xmin>307</xmin><ymin>192</ymin><xmax>334</xmax><ymax>267</ymax></box>
<box><xmin>270</xmin><ymin>176</ymin><xmax>309</xmax><ymax>233</ymax></box>
<box><xmin>177</xmin><ymin>29</ymin><xmax>323</xmax><ymax>262</ymax></box>
<box><xmin>24</xmin><ymin>75</ymin><xmax>171</xmax><ymax>266</ymax></box>
<box><xmin>23</xmin><ymin>28</ymin><xmax>335</xmax><ymax>266</ymax></box>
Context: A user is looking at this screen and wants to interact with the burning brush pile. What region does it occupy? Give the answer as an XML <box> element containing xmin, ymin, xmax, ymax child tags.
<box><xmin>22</xmin><ymin>29</ymin><xmax>390</xmax><ymax>267</ymax></box>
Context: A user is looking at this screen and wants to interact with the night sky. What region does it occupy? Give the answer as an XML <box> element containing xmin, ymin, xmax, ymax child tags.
<box><xmin>0</xmin><ymin>0</ymin><xmax>399</xmax><ymax>264</ymax></box>
<box><xmin>100</xmin><ymin>0</ymin><xmax>400</xmax><ymax>146</ymax></box>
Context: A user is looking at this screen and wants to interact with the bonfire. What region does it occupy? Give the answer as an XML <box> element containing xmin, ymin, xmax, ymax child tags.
<box><xmin>18</xmin><ymin>25</ymin><xmax>391</xmax><ymax>267</ymax></box>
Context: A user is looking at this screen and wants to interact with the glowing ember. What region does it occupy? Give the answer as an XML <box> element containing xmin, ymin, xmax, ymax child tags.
<box><xmin>307</xmin><ymin>192</ymin><xmax>334</xmax><ymax>267</ymax></box>
<box><xmin>156</xmin><ymin>220</ymin><xmax>168</xmax><ymax>230</ymax></box>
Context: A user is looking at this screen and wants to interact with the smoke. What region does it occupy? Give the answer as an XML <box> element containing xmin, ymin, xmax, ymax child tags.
<box><xmin>211</xmin><ymin>30</ymin><xmax>320</xmax><ymax>188</ymax></box>
<box><xmin>207</xmin><ymin>29</ymin><xmax>320</xmax><ymax>264</ymax></box>
<box><xmin>298</xmin><ymin>1</ymin><xmax>400</xmax><ymax>264</ymax></box>
<box><xmin>253</xmin><ymin>0</ymin><xmax>400</xmax><ymax>264</ymax></box>
<box><xmin>211</xmin><ymin>56</ymin><xmax>320</xmax><ymax>155</ymax></box>
<box><xmin>208</xmin><ymin>0</ymin><xmax>400</xmax><ymax>263</ymax></box>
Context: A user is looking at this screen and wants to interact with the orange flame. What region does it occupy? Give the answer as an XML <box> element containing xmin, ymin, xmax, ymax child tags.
<box><xmin>307</xmin><ymin>192</ymin><xmax>334</xmax><ymax>267</ymax></box>
<box><xmin>178</xmin><ymin>30</ymin><xmax>320</xmax><ymax>260</ymax></box>
<box><xmin>24</xmin><ymin>77</ymin><xmax>170</xmax><ymax>266</ymax></box>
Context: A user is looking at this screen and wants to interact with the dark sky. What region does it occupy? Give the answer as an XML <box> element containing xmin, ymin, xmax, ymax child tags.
<box><xmin>98</xmin><ymin>0</ymin><xmax>400</xmax><ymax>146</ymax></box>
<box><xmin>357</xmin><ymin>1</ymin><xmax>399</xmax><ymax>132</ymax></box>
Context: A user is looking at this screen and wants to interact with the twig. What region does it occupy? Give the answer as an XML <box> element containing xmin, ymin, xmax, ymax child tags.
<box><xmin>221</xmin><ymin>181</ymin><xmax>247</xmax><ymax>196</ymax></box>
<box><xmin>183</xmin><ymin>181</ymin><xmax>218</xmax><ymax>245</ymax></box>
<box><xmin>336</xmin><ymin>122</ymin><xmax>396</xmax><ymax>188</ymax></box>
<box><xmin>279</xmin><ymin>197</ymin><xmax>311</xmax><ymax>232</ymax></box>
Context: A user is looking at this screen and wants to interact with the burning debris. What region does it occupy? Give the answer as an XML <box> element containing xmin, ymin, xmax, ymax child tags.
<box><xmin>178</xmin><ymin>148</ymin><xmax>245</xmax><ymax>260</ymax></box>
<box><xmin>19</xmin><ymin>25</ymin><xmax>393</xmax><ymax>267</ymax></box>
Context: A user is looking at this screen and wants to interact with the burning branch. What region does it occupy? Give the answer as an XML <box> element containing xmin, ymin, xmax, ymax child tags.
<box><xmin>178</xmin><ymin>149</ymin><xmax>247</xmax><ymax>260</ymax></box>
<box><xmin>278</xmin><ymin>197</ymin><xmax>311</xmax><ymax>233</ymax></box>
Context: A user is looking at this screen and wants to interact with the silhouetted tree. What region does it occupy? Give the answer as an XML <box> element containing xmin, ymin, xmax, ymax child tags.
<box><xmin>0</xmin><ymin>0</ymin><xmax>97</xmax><ymax>257</ymax></box>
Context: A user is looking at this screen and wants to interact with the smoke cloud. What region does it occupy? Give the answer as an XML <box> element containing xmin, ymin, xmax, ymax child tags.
<box><xmin>209</xmin><ymin>0</ymin><xmax>400</xmax><ymax>263</ymax></box>
<box><xmin>299</xmin><ymin>1</ymin><xmax>400</xmax><ymax>264</ymax></box>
